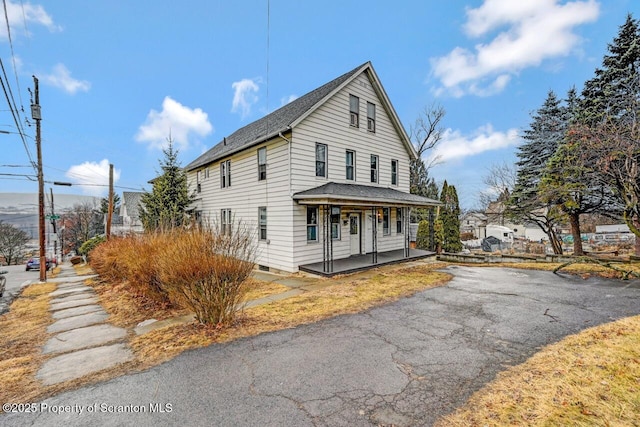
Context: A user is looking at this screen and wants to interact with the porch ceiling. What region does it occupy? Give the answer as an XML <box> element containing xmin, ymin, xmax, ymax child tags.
<box><xmin>293</xmin><ymin>182</ymin><xmax>441</xmax><ymax>208</ymax></box>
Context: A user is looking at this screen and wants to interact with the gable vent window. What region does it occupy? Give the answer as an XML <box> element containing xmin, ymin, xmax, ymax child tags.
<box><xmin>349</xmin><ymin>95</ymin><xmax>359</xmax><ymax>128</ymax></box>
<box><xmin>367</xmin><ymin>102</ymin><xmax>376</xmax><ymax>132</ymax></box>
<box><xmin>220</xmin><ymin>160</ymin><xmax>231</xmax><ymax>188</ymax></box>
<box><xmin>196</xmin><ymin>170</ymin><xmax>202</xmax><ymax>193</ymax></box>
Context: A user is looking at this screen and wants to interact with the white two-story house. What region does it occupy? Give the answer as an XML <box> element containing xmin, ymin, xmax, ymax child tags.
<box><xmin>184</xmin><ymin>62</ymin><xmax>440</xmax><ymax>275</ymax></box>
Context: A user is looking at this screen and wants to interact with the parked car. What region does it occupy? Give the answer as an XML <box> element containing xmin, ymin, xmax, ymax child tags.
<box><xmin>25</xmin><ymin>257</ymin><xmax>51</xmax><ymax>271</ymax></box>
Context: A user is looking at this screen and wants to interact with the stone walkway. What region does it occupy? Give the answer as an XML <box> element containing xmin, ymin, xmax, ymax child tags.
<box><xmin>36</xmin><ymin>271</ymin><xmax>134</xmax><ymax>386</ymax></box>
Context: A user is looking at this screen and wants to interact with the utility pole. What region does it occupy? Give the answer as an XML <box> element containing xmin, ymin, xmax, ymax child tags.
<box><xmin>50</xmin><ymin>188</ymin><xmax>58</xmax><ymax>266</ymax></box>
<box><xmin>32</xmin><ymin>76</ymin><xmax>46</xmax><ymax>282</ymax></box>
<box><xmin>106</xmin><ymin>163</ymin><xmax>114</xmax><ymax>239</ymax></box>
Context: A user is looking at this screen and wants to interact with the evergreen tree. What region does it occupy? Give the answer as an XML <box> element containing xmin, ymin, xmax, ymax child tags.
<box><xmin>415</xmin><ymin>220</ymin><xmax>430</xmax><ymax>250</ymax></box>
<box><xmin>439</xmin><ymin>181</ymin><xmax>462</xmax><ymax>253</ymax></box>
<box><xmin>139</xmin><ymin>139</ymin><xmax>194</xmax><ymax>231</ymax></box>
<box><xmin>508</xmin><ymin>90</ymin><xmax>568</xmax><ymax>254</ymax></box>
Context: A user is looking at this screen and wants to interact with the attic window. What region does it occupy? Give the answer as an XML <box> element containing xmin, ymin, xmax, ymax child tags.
<box><xmin>349</xmin><ymin>95</ymin><xmax>359</xmax><ymax>128</ymax></box>
<box><xmin>367</xmin><ymin>102</ymin><xmax>376</xmax><ymax>132</ymax></box>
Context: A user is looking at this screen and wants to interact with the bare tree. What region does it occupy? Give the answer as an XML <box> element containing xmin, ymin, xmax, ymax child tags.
<box><xmin>478</xmin><ymin>162</ymin><xmax>517</xmax><ymax>211</ymax></box>
<box><xmin>59</xmin><ymin>202</ymin><xmax>103</xmax><ymax>254</ymax></box>
<box><xmin>0</xmin><ymin>221</ymin><xmax>30</xmax><ymax>265</ymax></box>
<box><xmin>409</xmin><ymin>103</ymin><xmax>445</xmax><ymax>201</ymax></box>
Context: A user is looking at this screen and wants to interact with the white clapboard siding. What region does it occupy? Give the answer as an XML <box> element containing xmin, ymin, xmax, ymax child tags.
<box><xmin>290</xmin><ymin>71</ymin><xmax>412</xmax><ymax>267</ymax></box>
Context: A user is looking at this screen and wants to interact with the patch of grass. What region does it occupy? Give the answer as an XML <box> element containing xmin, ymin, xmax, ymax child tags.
<box><xmin>437</xmin><ymin>315</ymin><xmax>640</xmax><ymax>427</ymax></box>
<box><xmin>243</xmin><ymin>278</ymin><xmax>289</xmax><ymax>301</ymax></box>
<box><xmin>131</xmin><ymin>263</ymin><xmax>451</xmax><ymax>367</ymax></box>
<box><xmin>72</xmin><ymin>263</ymin><xmax>94</xmax><ymax>276</ymax></box>
<box><xmin>465</xmin><ymin>261</ymin><xmax>640</xmax><ymax>280</ymax></box>
<box><xmin>0</xmin><ymin>283</ymin><xmax>55</xmax><ymax>409</ymax></box>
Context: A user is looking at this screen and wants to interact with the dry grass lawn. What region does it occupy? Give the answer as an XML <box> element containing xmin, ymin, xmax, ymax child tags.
<box><xmin>437</xmin><ymin>315</ymin><xmax>640</xmax><ymax>426</ymax></box>
<box><xmin>467</xmin><ymin>261</ymin><xmax>640</xmax><ymax>280</ymax></box>
<box><xmin>0</xmin><ymin>283</ymin><xmax>55</xmax><ymax>407</ymax></box>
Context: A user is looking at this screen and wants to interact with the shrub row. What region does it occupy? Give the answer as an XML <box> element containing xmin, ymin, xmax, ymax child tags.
<box><xmin>90</xmin><ymin>225</ymin><xmax>257</xmax><ymax>325</ymax></box>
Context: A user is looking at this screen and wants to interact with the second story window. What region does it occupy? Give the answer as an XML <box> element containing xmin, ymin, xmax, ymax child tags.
<box><xmin>316</xmin><ymin>143</ymin><xmax>327</xmax><ymax>178</ymax></box>
<box><xmin>370</xmin><ymin>155</ymin><xmax>378</xmax><ymax>183</ymax></box>
<box><xmin>367</xmin><ymin>102</ymin><xmax>376</xmax><ymax>132</ymax></box>
<box><xmin>349</xmin><ymin>95</ymin><xmax>359</xmax><ymax>127</ymax></box>
<box><xmin>220</xmin><ymin>160</ymin><xmax>231</xmax><ymax>188</ymax></box>
<box><xmin>345</xmin><ymin>150</ymin><xmax>355</xmax><ymax>181</ymax></box>
<box><xmin>257</xmin><ymin>147</ymin><xmax>267</xmax><ymax>181</ymax></box>
<box><xmin>391</xmin><ymin>159</ymin><xmax>398</xmax><ymax>186</ymax></box>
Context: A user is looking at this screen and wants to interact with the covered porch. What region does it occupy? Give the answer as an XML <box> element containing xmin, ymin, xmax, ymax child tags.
<box><xmin>293</xmin><ymin>182</ymin><xmax>441</xmax><ymax>276</ymax></box>
<box><xmin>298</xmin><ymin>248</ymin><xmax>435</xmax><ymax>277</ymax></box>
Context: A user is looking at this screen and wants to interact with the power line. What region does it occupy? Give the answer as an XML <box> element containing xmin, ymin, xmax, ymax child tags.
<box><xmin>2</xmin><ymin>0</ymin><xmax>25</xmax><ymax>110</ymax></box>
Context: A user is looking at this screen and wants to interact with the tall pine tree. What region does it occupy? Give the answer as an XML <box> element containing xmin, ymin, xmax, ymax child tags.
<box><xmin>439</xmin><ymin>181</ymin><xmax>462</xmax><ymax>253</ymax></box>
<box><xmin>139</xmin><ymin>139</ymin><xmax>194</xmax><ymax>231</ymax></box>
<box><xmin>508</xmin><ymin>90</ymin><xmax>566</xmax><ymax>254</ymax></box>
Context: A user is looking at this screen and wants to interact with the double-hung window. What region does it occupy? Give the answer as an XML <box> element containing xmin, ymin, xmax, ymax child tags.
<box><xmin>370</xmin><ymin>155</ymin><xmax>378</xmax><ymax>183</ymax></box>
<box><xmin>307</xmin><ymin>207</ymin><xmax>318</xmax><ymax>242</ymax></box>
<box><xmin>196</xmin><ymin>170</ymin><xmax>202</xmax><ymax>193</ymax></box>
<box><xmin>258</xmin><ymin>207</ymin><xmax>267</xmax><ymax>240</ymax></box>
<box><xmin>221</xmin><ymin>209</ymin><xmax>232</xmax><ymax>235</ymax></box>
<box><xmin>367</xmin><ymin>102</ymin><xmax>376</xmax><ymax>132</ymax></box>
<box><xmin>316</xmin><ymin>143</ymin><xmax>327</xmax><ymax>178</ymax></box>
<box><xmin>391</xmin><ymin>159</ymin><xmax>398</xmax><ymax>186</ymax></box>
<box><xmin>349</xmin><ymin>95</ymin><xmax>359</xmax><ymax>127</ymax></box>
<box><xmin>257</xmin><ymin>147</ymin><xmax>267</xmax><ymax>181</ymax></box>
<box><xmin>220</xmin><ymin>160</ymin><xmax>231</xmax><ymax>188</ymax></box>
<box><xmin>331</xmin><ymin>207</ymin><xmax>341</xmax><ymax>240</ymax></box>
<box><xmin>396</xmin><ymin>208</ymin><xmax>403</xmax><ymax>233</ymax></box>
<box><xmin>345</xmin><ymin>150</ymin><xmax>355</xmax><ymax>181</ymax></box>
<box><xmin>383</xmin><ymin>207</ymin><xmax>390</xmax><ymax>235</ymax></box>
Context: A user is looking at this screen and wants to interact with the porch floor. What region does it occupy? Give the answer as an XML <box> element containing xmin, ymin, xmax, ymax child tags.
<box><xmin>298</xmin><ymin>248</ymin><xmax>436</xmax><ymax>277</ymax></box>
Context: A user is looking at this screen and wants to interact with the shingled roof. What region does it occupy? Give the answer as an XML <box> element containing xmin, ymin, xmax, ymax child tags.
<box><xmin>293</xmin><ymin>182</ymin><xmax>441</xmax><ymax>207</ymax></box>
<box><xmin>185</xmin><ymin>62</ymin><xmax>373</xmax><ymax>172</ymax></box>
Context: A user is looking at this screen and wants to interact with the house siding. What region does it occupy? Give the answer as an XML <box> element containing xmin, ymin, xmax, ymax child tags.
<box><xmin>188</xmin><ymin>137</ymin><xmax>296</xmax><ymax>272</ymax></box>
<box><xmin>290</xmin><ymin>72</ymin><xmax>412</xmax><ymax>268</ymax></box>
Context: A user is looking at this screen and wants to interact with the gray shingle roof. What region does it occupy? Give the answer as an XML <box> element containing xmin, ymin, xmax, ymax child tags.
<box><xmin>185</xmin><ymin>62</ymin><xmax>370</xmax><ymax>172</ymax></box>
<box><xmin>293</xmin><ymin>182</ymin><xmax>441</xmax><ymax>207</ymax></box>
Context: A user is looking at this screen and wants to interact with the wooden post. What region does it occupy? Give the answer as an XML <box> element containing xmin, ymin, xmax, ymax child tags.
<box><xmin>106</xmin><ymin>163</ymin><xmax>114</xmax><ymax>239</ymax></box>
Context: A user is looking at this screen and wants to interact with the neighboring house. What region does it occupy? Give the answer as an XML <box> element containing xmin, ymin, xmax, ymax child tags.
<box><xmin>460</xmin><ymin>211</ymin><xmax>487</xmax><ymax>238</ymax></box>
<box><xmin>111</xmin><ymin>191</ymin><xmax>145</xmax><ymax>235</ymax></box>
<box><xmin>184</xmin><ymin>62</ymin><xmax>440</xmax><ymax>274</ymax></box>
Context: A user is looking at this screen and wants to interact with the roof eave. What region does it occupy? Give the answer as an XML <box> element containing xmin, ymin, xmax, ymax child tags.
<box><xmin>293</xmin><ymin>194</ymin><xmax>441</xmax><ymax>208</ymax></box>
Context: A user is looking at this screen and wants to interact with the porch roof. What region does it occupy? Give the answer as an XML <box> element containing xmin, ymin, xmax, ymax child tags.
<box><xmin>293</xmin><ymin>182</ymin><xmax>441</xmax><ymax>207</ymax></box>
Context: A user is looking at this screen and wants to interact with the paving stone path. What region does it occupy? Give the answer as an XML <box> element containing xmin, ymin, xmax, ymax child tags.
<box><xmin>37</xmin><ymin>278</ymin><xmax>134</xmax><ymax>386</ymax></box>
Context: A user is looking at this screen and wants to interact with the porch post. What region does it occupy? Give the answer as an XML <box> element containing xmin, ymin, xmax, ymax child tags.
<box><xmin>371</xmin><ymin>206</ymin><xmax>378</xmax><ymax>264</ymax></box>
<box><xmin>329</xmin><ymin>204</ymin><xmax>334</xmax><ymax>273</ymax></box>
<box><xmin>322</xmin><ymin>204</ymin><xmax>327</xmax><ymax>273</ymax></box>
<box><xmin>404</xmin><ymin>206</ymin><xmax>410</xmax><ymax>258</ymax></box>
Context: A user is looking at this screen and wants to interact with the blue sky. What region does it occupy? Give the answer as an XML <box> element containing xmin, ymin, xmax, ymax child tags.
<box><xmin>1</xmin><ymin>0</ymin><xmax>638</xmax><ymax>209</ymax></box>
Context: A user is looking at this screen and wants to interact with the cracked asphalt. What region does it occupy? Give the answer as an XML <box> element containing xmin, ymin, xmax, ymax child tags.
<box><xmin>4</xmin><ymin>266</ymin><xmax>640</xmax><ymax>426</ymax></box>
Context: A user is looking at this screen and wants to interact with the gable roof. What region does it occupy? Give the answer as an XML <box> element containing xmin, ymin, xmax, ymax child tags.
<box><xmin>185</xmin><ymin>61</ymin><xmax>416</xmax><ymax>172</ymax></box>
<box><xmin>293</xmin><ymin>182</ymin><xmax>441</xmax><ymax>207</ymax></box>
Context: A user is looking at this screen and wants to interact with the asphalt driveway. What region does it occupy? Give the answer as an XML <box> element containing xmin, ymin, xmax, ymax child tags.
<box><xmin>4</xmin><ymin>266</ymin><xmax>640</xmax><ymax>426</ymax></box>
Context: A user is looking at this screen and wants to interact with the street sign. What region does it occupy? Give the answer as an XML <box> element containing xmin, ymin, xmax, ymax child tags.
<box><xmin>46</xmin><ymin>215</ymin><xmax>60</xmax><ymax>220</ymax></box>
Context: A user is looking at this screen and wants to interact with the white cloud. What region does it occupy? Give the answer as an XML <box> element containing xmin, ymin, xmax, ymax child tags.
<box><xmin>428</xmin><ymin>124</ymin><xmax>520</xmax><ymax>163</ymax></box>
<box><xmin>42</xmin><ymin>63</ymin><xmax>90</xmax><ymax>94</ymax></box>
<box><xmin>280</xmin><ymin>94</ymin><xmax>298</xmax><ymax>106</ymax></box>
<box><xmin>136</xmin><ymin>96</ymin><xmax>213</xmax><ymax>151</ymax></box>
<box><xmin>231</xmin><ymin>78</ymin><xmax>260</xmax><ymax>118</ymax></box>
<box><xmin>65</xmin><ymin>159</ymin><xmax>121</xmax><ymax>197</ymax></box>
<box><xmin>431</xmin><ymin>0</ymin><xmax>599</xmax><ymax>97</ymax></box>
<box><xmin>0</xmin><ymin>0</ymin><xmax>61</xmax><ymax>39</ymax></box>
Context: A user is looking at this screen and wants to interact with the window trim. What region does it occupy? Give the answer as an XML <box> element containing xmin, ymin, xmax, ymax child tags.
<box><xmin>391</xmin><ymin>159</ymin><xmax>398</xmax><ymax>186</ymax></box>
<box><xmin>370</xmin><ymin>154</ymin><xmax>378</xmax><ymax>183</ymax></box>
<box><xmin>316</xmin><ymin>143</ymin><xmax>328</xmax><ymax>178</ymax></box>
<box><xmin>345</xmin><ymin>150</ymin><xmax>355</xmax><ymax>181</ymax></box>
<box><xmin>367</xmin><ymin>102</ymin><xmax>376</xmax><ymax>133</ymax></box>
<box><xmin>331</xmin><ymin>206</ymin><xmax>341</xmax><ymax>240</ymax></box>
<box><xmin>349</xmin><ymin>94</ymin><xmax>359</xmax><ymax>128</ymax></box>
<box><xmin>306</xmin><ymin>207</ymin><xmax>318</xmax><ymax>242</ymax></box>
<box><xmin>258</xmin><ymin>207</ymin><xmax>267</xmax><ymax>241</ymax></box>
<box><xmin>257</xmin><ymin>147</ymin><xmax>267</xmax><ymax>181</ymax></box>
<box><xmin>221</xmin><ymin>208</ymin><xmax>232</xmax><ymax>235</ymax></box>
<box><xmin>220</xmin><ymin>160</ymin><xmax>231</xmax><ymax>188</ymax></box>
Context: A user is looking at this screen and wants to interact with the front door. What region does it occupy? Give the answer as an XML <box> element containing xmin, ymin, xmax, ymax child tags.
<box><xmin>349</xmin><ymin>214</ymin><xmax>360</xmax><ymax>255</ymax></box>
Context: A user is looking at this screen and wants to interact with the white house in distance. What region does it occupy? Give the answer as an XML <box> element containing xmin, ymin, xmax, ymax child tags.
<box><xmin>184</xmin><ymin>62</ymin><xmax>440</xmax><ymax>275</ymax></box>
<box><xmin>111</xmin><ymin>191</ymin><xmax>144</xmax><ymax>235</ymax></box>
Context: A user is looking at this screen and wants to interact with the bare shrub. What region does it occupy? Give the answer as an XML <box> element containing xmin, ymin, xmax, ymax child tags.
<box><xmin>158</xmin><ymin>223</ymin><xmax>257</xmax><ymax>325</ymax></box>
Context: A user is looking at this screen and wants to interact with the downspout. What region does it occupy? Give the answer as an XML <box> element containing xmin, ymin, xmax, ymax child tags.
<box><xmin>278</xmin><ymin>131</ymin><xmax>293</xmax><ymax>197</ymax></box>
